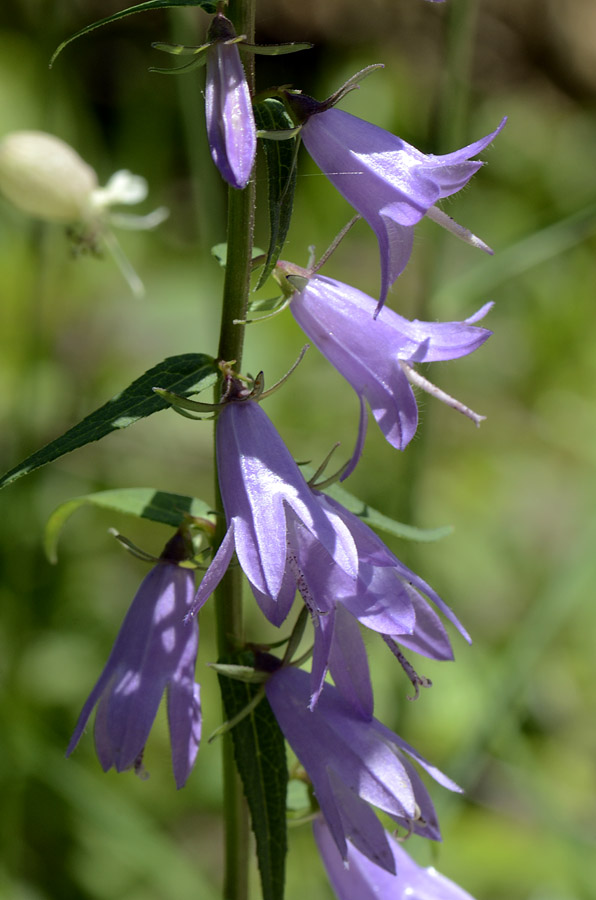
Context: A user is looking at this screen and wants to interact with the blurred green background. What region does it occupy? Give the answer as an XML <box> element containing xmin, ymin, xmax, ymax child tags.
<box><xmin>1</xmin><ymin>1</ymin><xmax>596</xmax><ymax>898</ymax></box>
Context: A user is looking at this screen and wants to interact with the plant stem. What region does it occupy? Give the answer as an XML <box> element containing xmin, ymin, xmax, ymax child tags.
<box><xmin>212</xmin><ymin>1</ymin><xmax>256</xmax><ymax>898</ymax></box>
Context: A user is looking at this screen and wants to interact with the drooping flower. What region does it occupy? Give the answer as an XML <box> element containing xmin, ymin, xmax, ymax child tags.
<box><xmin>190</xmin><ymin>394</ymin><xmax>466</xmax><ymax>707</ymax></box>
<box><xmin>265</xmin><ymin>666</ymin><xmax>461</xmax><ymax>872</ymax></box>
<box><xmin>314</xmin><ymin>815</ymin><xmax>476</xmax><ymax>900</ymax></box>
<box><xmin>66</xmin><ymin>534</ymin><xmax>201</xmax><ymax>789</ymax></box>
<box><xmin>283</xmin><ymin>267</ymin><xmax>492</xmax><ymax>473</ymax></box>
<box><xmin>292</xmin><ymin>488</ymin><xmax>469</xmax><ymax>708</ymax></box>
<box><xmin>0</xmin><ymin>130</ymin><xmax>168</xmax><ymax>295</ymax></box>
<box><xmin>190</xmin><ymin>396</ymin><xmax>359</xmax><ymax>626</ymax></box>
<box><xmin>205</xmin><ymin>13</ymin><xmax>257</xmax><ymax>189</ymax></box>
<box><xmin>288</xmin><ymin>96</ymin><xmax>505</xmax><ymax>312</ymax></box>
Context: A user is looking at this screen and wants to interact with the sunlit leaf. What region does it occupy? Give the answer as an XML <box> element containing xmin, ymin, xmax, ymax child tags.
<box><xmin>44</xmin><ymin>487</ymin><xmax>214</xmax><ymax>563</ymax></box>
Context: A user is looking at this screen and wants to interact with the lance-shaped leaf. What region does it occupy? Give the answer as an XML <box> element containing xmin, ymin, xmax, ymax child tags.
<box><xmin>44</xmin><ymin>487</ymin><xmax>215</xmax><ymax>563</ymax></box>
<box><xmin>218</xmin><ymin>650</ymin><xmax>287</xmax><ymax>900</ymax></box>
<box><xmin>0</xmin><ymin>353</ymin><xmax>218</xmax><ymax>491</ymax></box>
<box><xmin>50</xmin><ymin>0</ymin><xmax>218</xmax><ymax>67</ymax></box>
<box><xmin>253</xmin><ymin>98</ymin><xmax>298</xmax><ymax>288</ymax></box>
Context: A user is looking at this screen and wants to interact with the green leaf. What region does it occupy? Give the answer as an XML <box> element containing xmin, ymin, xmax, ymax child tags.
<box><xmin>218</xmin><ymin>651</ymin><xmax>287</xmax><ymax>900</ymax></box>
<box><xmin>253</xmin><ymin>98</ymin><xmax>298</xmax><ymax>288</ymax></box>
<box><xmin>50</xmin><ymin>0</ymin><xmax>217</xmax><ymax>67</ymax></box>
<box><xmin>44</xmin><ymin>487</ymin><xmax>214</xmax><ymax>563</ymax></box>
<box><xmin>0</xmin><ymin>354</ymin><xmax>218</xmax><ymax>491</ymax></box>
<box><xmin>301</xmin><ymin>467</ymin><xmax>452</xmax><ymax>542</ymax></box>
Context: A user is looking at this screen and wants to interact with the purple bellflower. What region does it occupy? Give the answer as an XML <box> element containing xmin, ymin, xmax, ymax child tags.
<box><xmin>66</xmin><ymin>536</ymin><xmax>201</xmax><ymax>789</ymax></box>
<box><xmin>314</xmin><ymin>815</ymin><xmax>476</xmax><ymax>900</ymax></box>
<box><xmin>284</xmin><ymin>267</ymin><xmax>492</xmax><ymax>474</ymax></box>
<box><xmin>295</xmin><ymin>103</ymin><xmax>505</xmax><ymax>313</ymax></box>
<box><xmin>205</xmin><ymin>13</ymin><xmax>256</xmax><ymax>189</ymax></box>
<box><xmin>265</xmin><ymin>666</ymin><xmax>462</xmax><ymax>873</ymax></box>
<box><xmin>189</xmin><ymin>397</ymin><xmax>360</xmax><ymax>625</ymax></box>
<box><xmin>189</xmin><ymin>395</ymin><xmax>467</xmax><ymax>708</ymax></box>
<box><xmin>292</xmin><ymin>489</ymin><xmax>470</xmax><ymax>709</ymax></box>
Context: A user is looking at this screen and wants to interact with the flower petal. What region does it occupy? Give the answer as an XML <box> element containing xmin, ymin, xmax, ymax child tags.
<box><xmin>328</xmin><ymin>605</ymin><xmax>374</xmax><ymax>720</ymax></box>
<box><xmin>67</xmin><ymin>562</ymin><xmax>200</xmax><ymax>786</ymax></box>
<box><xmin>205</xmin><ymin>42</ymin><xmax>256</xmax><ymax>188</ymax></box>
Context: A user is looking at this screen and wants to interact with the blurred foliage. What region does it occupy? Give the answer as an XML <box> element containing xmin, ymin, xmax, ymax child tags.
<box><xmin>1</xmin><ymin>1</ymin><xmax>596</xmax><ymax>899</ymax></box>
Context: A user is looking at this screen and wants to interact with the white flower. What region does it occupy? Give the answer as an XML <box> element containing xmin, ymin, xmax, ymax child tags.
<box><xmin>0</xmin><ymin>131</ymin><xmax>98</xmax><ymax>222</ymax></box>
<box><xmin>0</xmin><ymin>131</ymin><xmax>168</xmax><ymax>295</ymax></box>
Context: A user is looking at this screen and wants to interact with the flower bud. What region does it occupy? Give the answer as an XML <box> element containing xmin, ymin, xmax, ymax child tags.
<box><xmin>0</xmin><ymin>130</ymin><xmax>98</xmax><ymax>223</ymax></box>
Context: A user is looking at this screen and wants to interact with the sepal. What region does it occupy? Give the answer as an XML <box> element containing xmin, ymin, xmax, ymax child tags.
<box><xmin>208</xmin><ymin>663</ymin><xmax>269</xmax><ymax>684</ymax></box>
<box><xmin>282</xmin><ymin>64</ymin><xmax>384</xmax><ymax>123</ymax></box>
<box><xmin>242</xmin><ymin>41</ymin><xmax>313</xmax><ymax>56</ymax></box>
<box><xmin>50</xmin><ymin>0</ymin><xmax>218</xmax><ymax>66</ymax></box>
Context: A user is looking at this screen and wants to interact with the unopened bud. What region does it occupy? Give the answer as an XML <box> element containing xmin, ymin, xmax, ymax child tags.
<box><xmin>0</xmin><ymin>131</ymin><xmax>98</xmax><ymax>223</ymax></box>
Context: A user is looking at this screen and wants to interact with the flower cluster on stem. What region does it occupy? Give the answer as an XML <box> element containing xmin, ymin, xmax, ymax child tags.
<box><xmin>53</xmin><ymin>3</ymin><xmax>503</xmax><ymax>898</ymax></box>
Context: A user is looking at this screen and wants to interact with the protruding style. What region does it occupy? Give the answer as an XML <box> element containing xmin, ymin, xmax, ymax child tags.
<box><xmin>286</xmin><ymin>268</ymin><xmax>492</xmax><ymax>472</ymax></box>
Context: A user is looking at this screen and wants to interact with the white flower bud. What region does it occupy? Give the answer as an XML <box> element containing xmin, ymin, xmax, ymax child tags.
<box><xmin>0</xmin><ymin>130</ymin><xmax>169</xmax><ymax>297</ymax></box>
<box><xmin>0</xmin><ymin>131</ymin><xmax>98</xmax><ymax>223</ymax></box>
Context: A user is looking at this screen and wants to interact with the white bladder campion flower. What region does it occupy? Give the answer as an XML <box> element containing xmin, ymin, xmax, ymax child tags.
<box><xmin>0</xmin><ymin>130</ymin><xmax>168</xmax><ymax>295</ymax></box>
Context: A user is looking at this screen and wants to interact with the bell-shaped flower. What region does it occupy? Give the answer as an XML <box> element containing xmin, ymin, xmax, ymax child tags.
<box><xmin>285</xmin><ymin>268</ymin><xmax>492</xmax><ymax>472</ymax></box>
<box><xmin>314</xmin><ymin>815</ymin><xmax>476</xmax><ymax>900</ymax></box>
<box><xmin>297</xmin><ymin>106</ymin><xmax>505</xmax><ymax>313</ymax></box>
<box><xmin>0</xmin><ymin>130</ymin><xmax>168</xmax><ymax>296</ymax></box>
<box><xmin>295</xmin><ymin>489</ymin><xmax>469</xmax><ymax>708</ymax></box>
<box><xmin>66</xmin><ymin>540</ymin><xmax>201</xmax><ymax>789</ymax></box>
<box><xmin>190</xmin><ymin>397</ymin><xmax>360</xmax><ymax>625</ymax></box>
<box><xmin>190</xmin><ymin>395</ymin><xmax>466</xmax><ymax>706</ymax></box>
<box><xmin>265</xmin><ymin>666</ymin><xmax>461</xmax><ymax>872</ymax></box>
<box><xmin>205</xmin><ymin>13</ymin><xmax>256</xmax><ymax>189</ymax></box>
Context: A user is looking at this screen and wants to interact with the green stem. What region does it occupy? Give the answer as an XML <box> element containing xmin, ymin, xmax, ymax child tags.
<box><xmin>212</xmin><ymin>2</ymin><xmax>256</xmax><ymax>898</ymax></box>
